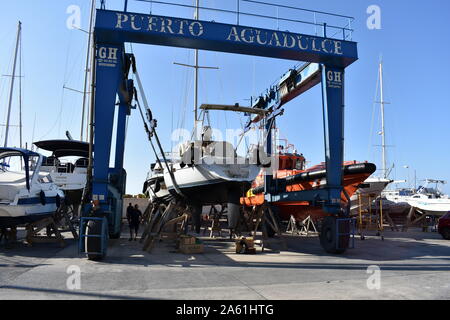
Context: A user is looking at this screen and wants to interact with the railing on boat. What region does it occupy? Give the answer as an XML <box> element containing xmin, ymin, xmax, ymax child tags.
<box><xmin>102</xmin><ymin>0</ymin><xmax>354</xmax><ymax>41</ymax></box>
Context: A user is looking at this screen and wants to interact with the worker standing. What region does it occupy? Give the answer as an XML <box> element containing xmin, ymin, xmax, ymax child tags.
<box><xmin>127</xmin><ymin>203</ymin><xmax>142</xmax><ymax>241</ymax></box>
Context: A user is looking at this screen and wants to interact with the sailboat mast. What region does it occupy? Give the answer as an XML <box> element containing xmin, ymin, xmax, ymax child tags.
<box><xmin>80</xmin><ymin>0</ymin><xmax>96</xmax><ymax>142</ymax></box>
<box><xmin>194</xmin><ymin>0</ymin><xmax>200</xmax><ymax>125</ymax></box>
<box><xmin>379</xmin><ymin>59</ymin><xmax>387</xmax><ymax>179</ymax></box>
<box><xmin>4</xmin><ymin>21</ymin><xmax>21</xmax><ymax>148</ymax></box>
<box><xmin>19</xmin><ymin>27</ymin><xmax>23</xmax><ymax>149</ymax></box>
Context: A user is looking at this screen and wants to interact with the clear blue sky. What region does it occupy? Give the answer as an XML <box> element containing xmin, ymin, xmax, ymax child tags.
<box><xmin>1</xmin><ymin>0</ymin><xmax>449</xmax><ymax>194</ymax></box>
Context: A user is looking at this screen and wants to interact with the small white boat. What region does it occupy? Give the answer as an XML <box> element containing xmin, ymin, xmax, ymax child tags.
<box><xmin>407</xmin><ymin>180</ymin><xmax>450</xmax><ymax>216</ymax></box>
<box><xmin>0</xmin><ymin>148</ymin><xmax>65</xmax><ymax>228</ymax></box>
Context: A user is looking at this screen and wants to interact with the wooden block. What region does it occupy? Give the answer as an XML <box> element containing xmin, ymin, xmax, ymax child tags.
<box><xmin>235</xmin><ymin>237</ymin><xmax>256</xmax><ymax>254</ymax></box>
<box><xmin>161</xmin><ymin>232</ymin><xmax>178</xmax><ymax>240</ymax></box>
<box><xmin>179</xmin><ymin>243</ymin><xmax>204</xmax><ymax>254</ymax></box>
<box><xmin>179</xmin><ymin>235</ymin><xmax>196</xmax><ymax>245</ymax></box>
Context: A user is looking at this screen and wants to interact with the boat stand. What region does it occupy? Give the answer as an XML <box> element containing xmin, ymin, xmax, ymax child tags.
<box><xmin>286</xmin><ymin>215</ymin><xmax>318</xmax><ymax>237</ymax></box>
<box><xmin>244</xmin><ymin>204</ymin><xmax>287</xmax><ymax>253</ymax></box>
<box><xmin>405</xmin><ymin>206</ymin><xmax>429</xmax><ymax>231</ymax></box>
<box><xmin>357</xmin><ymin>195</ymin><xmax>386</xmax><ymax>241</ymax></box>
<box><xmin>25</xmin><ymin>217</ymin><xmax>65</xmax><ymax>247</ymax></box>
<box><xmin>0</xmin><ymin>227</ymin><xmax>17</xmax><ymax>247</ymax></box>
<box><xmin>25</xmin><ymin>205</ymin><xmax>78</xmax><ymax>247</ymax></box>
<box><xmin>300</xmin><ymin>216</ymin><xmax>318</xmax><ymax>236</ymax></box>
<box><xmin>54</xmin><ymin>204</ymin><xmax>79</xmax><ymax>239</ymax></box>
<box><xmin>203</xmin><ymin>205</ymin><xmax>226</xmax><ymax>238</ymax></box>
<box><xmin>286</xmin><ymin>215</ymin><xmax>300</xmax><ymax>235</ymax></box>
<box><xmin>141</xmin><ymin>200</ymin><xmax>190</xmax><ymax>252</ymax></box>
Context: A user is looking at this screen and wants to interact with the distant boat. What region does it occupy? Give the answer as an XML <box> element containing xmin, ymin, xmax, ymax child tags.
<box><xmin>0</xmin><ymin>148</ymin><xmax>65</xmax><ymax>228</ymax></box>
<box><xmin>379</xmin><ymin>188</ymin><xmax>414</xmax><ymax>214</ymax></box>
<box><xmin>406</xmin><ymin>180</ymin><xmax>450</xmax><ymax>216</ymax></box>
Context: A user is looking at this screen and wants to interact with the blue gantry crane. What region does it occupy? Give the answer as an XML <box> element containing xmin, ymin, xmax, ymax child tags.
<box><xmin>79</xmin><ymin>1</ymin><xmax>358</xmax><ymax>260</ymax></box>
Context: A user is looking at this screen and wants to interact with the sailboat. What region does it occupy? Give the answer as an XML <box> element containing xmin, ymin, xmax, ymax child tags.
<box><xmin>159</xmin><ymin>2</ymin><xmax>259</xmax><ymax>232</ymax></box>
<box><xmin>0</xmin><ymin>23</ymin><xmax>65</xmax><ymax>228</ymax></box>
<box><xmin>32</xmin><ymin>0</ymin><xmax>96</xmax><ymax>215</ymax></box>
<box><xmin>33</xmin><ymin>137</ymin><xmax>89</xmax><ymax>211</ymax></box>
<box><xmin>350</xmin><ymin>59</ymin><xmax>392</xmax><ymax>213</ymax></box>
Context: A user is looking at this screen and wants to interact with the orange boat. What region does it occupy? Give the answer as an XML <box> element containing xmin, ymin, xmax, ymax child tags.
<box><xmin>241</xmin><ymin>151</ymin><xmax>376</xmax><ymax>222</ymax></box>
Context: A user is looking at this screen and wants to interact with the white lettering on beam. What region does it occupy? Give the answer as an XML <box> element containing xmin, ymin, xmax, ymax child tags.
<box><xmin>115</xmin><ymin>14</ymin><xmax>204</xmax><ymax>37</ymax></box>
<box><xmin>226</xmin><ymin>27</ymin><xmax>344</xmax><ymax>55</ymax></box>
<box><xmin>113</xmin><ymin>13</ymin><xmax>345</xmax><ymax>56</ymax></box>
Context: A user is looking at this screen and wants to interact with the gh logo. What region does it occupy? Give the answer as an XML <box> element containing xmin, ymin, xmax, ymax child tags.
<box><xmin>327</xmin><ymin>71</ymin><xmax>342</xmax><ymax>83</ymax></box>
<box><xmin>98</xmin><ymin>47</ymin><xmax>119</xmax><ymax>60</ymax></box>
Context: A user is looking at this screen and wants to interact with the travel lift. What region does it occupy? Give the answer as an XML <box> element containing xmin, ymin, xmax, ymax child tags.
<box><xmin>79</xmin><ymin>1</ymin><xmax>358</xmax><ymax>260</ymax></box>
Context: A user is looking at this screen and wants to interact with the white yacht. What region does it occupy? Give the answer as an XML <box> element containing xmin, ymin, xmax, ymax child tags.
<box><xmin>34</xmin><ymin>139</ymin><xmax>88</xmax><ymax>210</ymax></box>
<box><xmin>0</xmin><ymin>148</ymin><xmax>65</xmax><ymax>228</ymax></box>
<box><xmin>163</xmin><ymin>126</ymin><xmax>260</xmax><ymax>231</ymax></box>
<box><xmin>406</xmin><ymin>180</ymin><xmax>450</xmax><ymax>216</ymax></box>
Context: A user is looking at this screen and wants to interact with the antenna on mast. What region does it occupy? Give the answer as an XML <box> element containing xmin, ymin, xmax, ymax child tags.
<box><xmin>173</xmin><ymin>0</ymin><xmax>218</xmax><ymax>131</ymax></box>
<box><xmin>80</xmin><ymin>0</ymin><xmax>96</xmax><ymax>142</ymax></box>
<box><xmin>4</xmin><ymin>21</ymin><xmax>22</xmax><ymax>148</ymax></box>
<box><xmin>377</xmin><ymin>55</ymin><xmax>391</xmax><ymax>179</ymax></box>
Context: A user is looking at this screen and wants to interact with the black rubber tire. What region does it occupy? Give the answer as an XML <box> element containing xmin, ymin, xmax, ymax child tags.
<box><xmin>109</xmin><ymin>230</ymin><xmax>121</xmax><ymax>239</ymax></box>
<box><xmin>109</xmin><ymin>220</ymin><xmax>122</xmax><ymax>240</ymax></box>
<box><xmin>441</xmin><ymin>227</ymin><xmax>450</xmax><ymax>240</ymax></box>
<box><xmin>319</xmin><ymin>216</ymin><xmax>348</xmax><ymax>254</ymax></box>
<box><xmin>86</xmin><ymin>220</ymin><xmax>104</xmax><ymax>261</ymax></box>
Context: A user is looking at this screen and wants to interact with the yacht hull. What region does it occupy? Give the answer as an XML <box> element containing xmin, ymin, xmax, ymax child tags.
<box><xmin>164</xmin><ymin>162</ymin><xmax>259</xmax><ymax>205</ymax></box>
<box><xmin>0</xmin><ymin>199</ymin><xmax>61</xmax><ymax>228</ymax></box>
<box><xmin>408</xmin><ymin>200</ymin><xmax>450</xmax><ymax>216</ymax></box>
<box><xmin>350</xmin><ymin>178</ymin><xmax>392</xmax><ymax>213</ymax></box>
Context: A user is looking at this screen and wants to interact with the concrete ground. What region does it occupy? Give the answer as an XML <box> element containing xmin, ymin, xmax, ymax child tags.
<box><xmin>0</xmin><ymin>226</ymin><xmax>449</xmax><ymax>300</ymax></box>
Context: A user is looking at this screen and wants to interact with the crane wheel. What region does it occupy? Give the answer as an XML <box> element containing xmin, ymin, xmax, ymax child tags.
<box><xmin>319</xmin><ymin>216</ymin><xmax>348</xmax><ymax>254</ymax></box>
<box><xmin>86</xmin><ymin>220</ymin><xmax>105</xmax><ymax>261</ymax></box>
